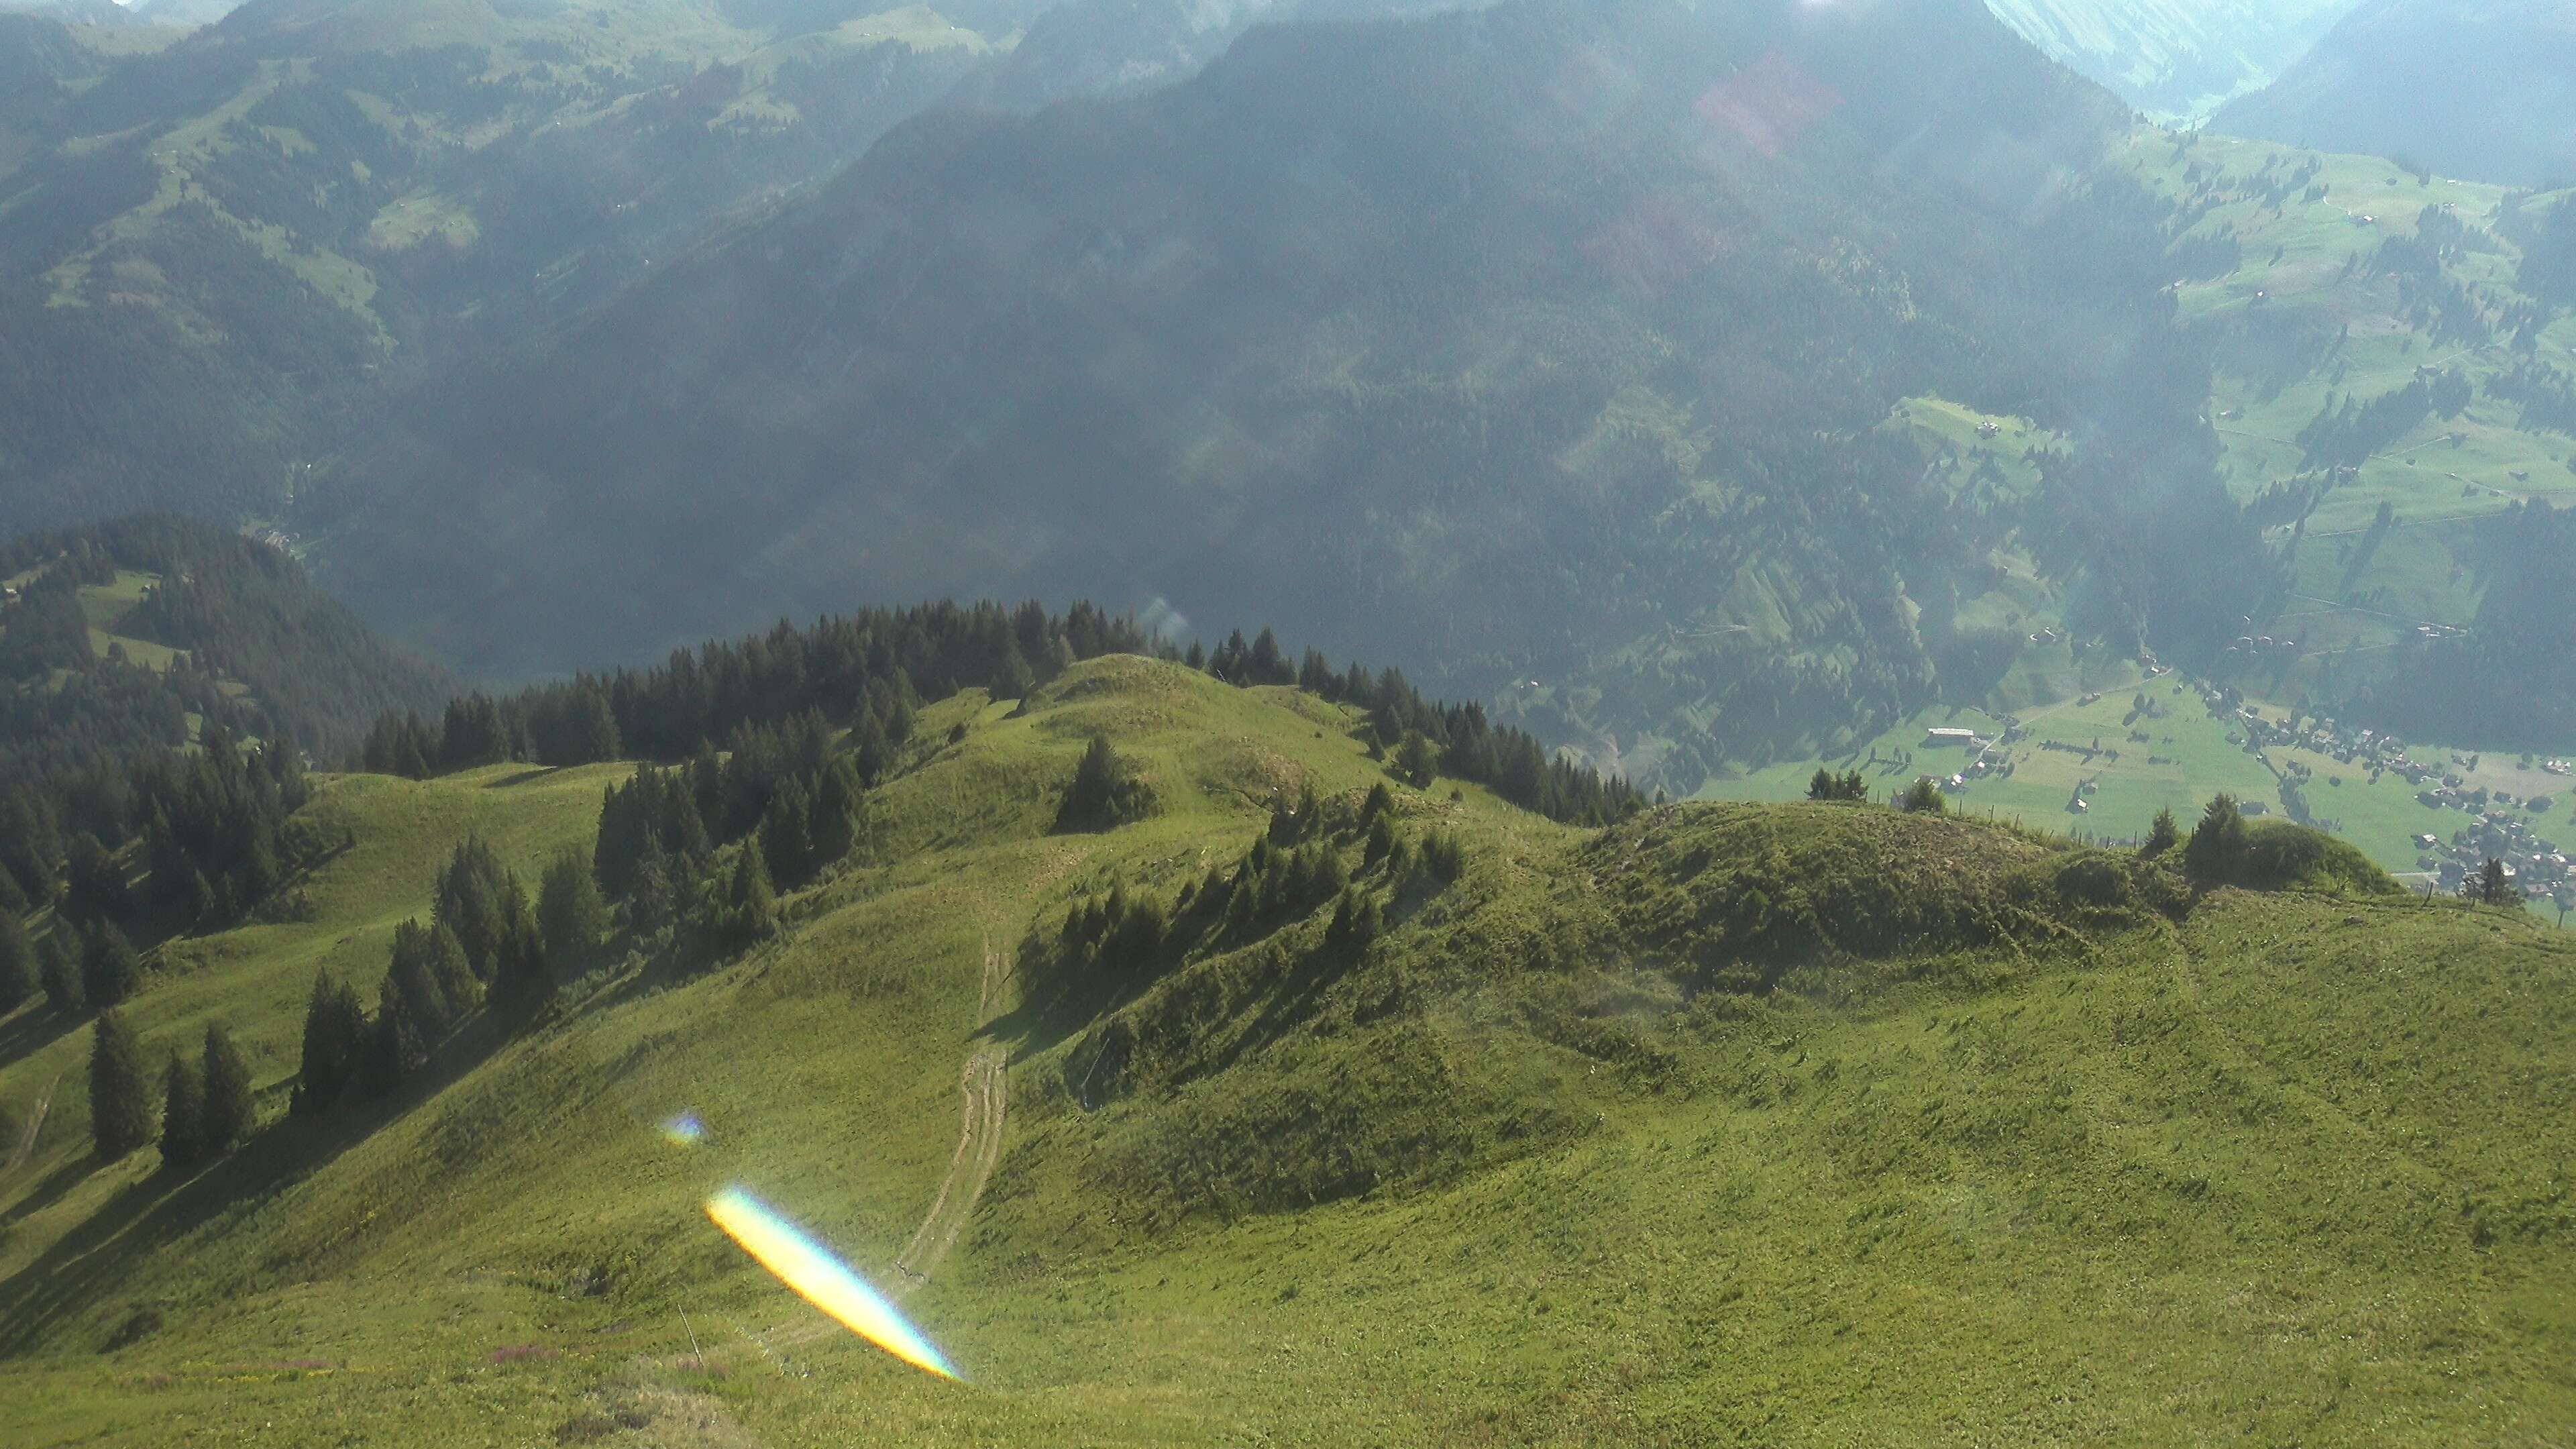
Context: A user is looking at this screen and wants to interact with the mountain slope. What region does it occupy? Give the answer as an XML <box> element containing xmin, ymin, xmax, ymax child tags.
<box><xmin>2211</xmin><ymin>0</ymin><xmax>2576</xmax><ymax>189</ymax></box>
<box><xmin>0</xmin><ymin>650</ymin><xmax>2566</xmax><ymax>1445</ymax></box>
<box><xmin>1983</xmin><ymin>0</ymin><xmax>2363</xmax><ymax>120</ymax></box>
<box><xmin>0</xmin><ymin>514</ymin><xmax>451</xmax><ymax>789</ymax></box>
<box><xmin>0</xmin><ymin>0</ymin><xmax>1053</xmax><ymax>532</ymax></box>
<box><xmin>331</xmin><ymin>0</ymin><xmax>2257</xmax><ymax>792</ymax></box>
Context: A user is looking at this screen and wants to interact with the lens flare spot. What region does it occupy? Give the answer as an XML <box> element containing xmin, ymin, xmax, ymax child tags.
<box><xmin>663</xmin><ymin>1112</ymin><xmax>707</xmax><ymax>1145</ymax></box>
<box><xmin>705</xmin><ymin>1187</ymin><xmax>960</xmax><ymax>1381</ymax></box>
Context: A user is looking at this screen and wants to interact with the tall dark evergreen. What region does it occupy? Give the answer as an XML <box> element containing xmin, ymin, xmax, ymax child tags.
<box><xmin>82</xmin><ymin>921</ymin><xmax>141</xmax><ymax>1008</ymax></box>
<box><xmin>199</xmin><ymin>1024</ymin><xmax>254</xmax><ymax>1157</ymax></box>
<box><xmin>2184</xmin><ymin>796</ymin><xmax>2253</xmax><ymax>883</ymax></box>
<box><xmin>721</xmin><ymin>839</ymin><xmax>779</xmax><ymax>948</ymax></box>
<box><xmin>0</xmin><ymin>910</ymin><xmax>33</xmax><ymax>1012</ymax></box>
<box><xmin>88</xmin><ymin>1008</ymin><xmax>152</xmax><ymax>1159</ymax></box>
<box><xmin>292</xmin><ymin>969</ymin><xmax>366</xmax><ymax>1116</ymax></box>
<box><xmin>38</xmin><ymin>929</ymin><xmax>82</xmax><ymax>1014</ymax></box>
<box><xmin>536</xmin><ymin>851</ymin><xmax>608</xmax><ymax>974</ymax></box>
<box><xmin>1057</xmin><ymin>737</ymin><xmax>1153</xmax><ymax>833</ymax></box>
<box><xmin>160</xmin><ymin>1048</ymin><xmax>205</xmax><ymax>1171</ymax></box>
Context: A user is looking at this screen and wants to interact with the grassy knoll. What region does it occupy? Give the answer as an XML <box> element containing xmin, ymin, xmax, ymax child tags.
<box><xmin>2</xmin><ymin>659</ymin><xmax>2570</xmax><ymax>1445</ymax></box>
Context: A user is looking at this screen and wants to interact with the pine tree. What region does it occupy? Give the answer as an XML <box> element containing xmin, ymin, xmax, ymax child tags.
<box><xmin>83</xmin><ymin>922</ymin><xmax>142</xmax><ymax>1008</ymax></box>
<box><xmin>292</xmin><ymin>970</ymin><xmax>364</xmax><ymax>1115</ymax></box>
<box><xmin>89</xmin><ymin>1008</ymin><xmax>152</xmax><ymax>1159</ymax></box>
<box><xmin>1395</xmin><ymin>733</ymin><xmax>1438</xmax><ymax>790</ymax></box>
<box><xmin>536</xmin><ymin>850</ymin><xmax>608</xmax><ymax>971</ymax></box>
<box><xmin>363</xmin><ymin>984</ymin><xmax>424</xmax><ymax>1095</ymax></box>
<box><xmin>0</xmin><ymin>910</ymin><xmax>33</xmax><ymax>1012</ymax></box>
<box><xmin>39</xmin><ymin>929</ymin><xmax>82</xmax><ymax>1014</ymax></box>
<box><xmin>2143</xmin><ymin>808</ymin><xmax>2182</xmax><ymax>857</ymax></box>
<box><xmin>1056</xmin><ymin>737</ymin><xmax>1152</xmax><ymax>833</ymax></box>
<box><xmin>161</xmin><ymin>1047</ymin><xmax>204</xmax><ymax>1171</ymax></box>
<box><xmin>811</xmin><ymin>757</ymin><xmax>864</xmax><ymax>865</ymax></box>
<box><xmin>199</xmin><ymin>1024</ymin><xmax>254</xmax><ymax>1156</ymax></box>
<box><xmin>726</xmin><ymin>839</ymin><xmax>778</xmax><ymax>946</ymax></box>
<box><xmin>2184</xmin><ymin>794</ymin><xmax>2251</xmax><ymax>883</ymax></box>
<box><xmin>2475</xmin><ymin>857</ymin><xmax>2515</xmax><ymax>906</ymax></box>
<box><xmin>761</xmin><ymin>778</ymin><xmax>816</xmax><ymax>885</ymax></box>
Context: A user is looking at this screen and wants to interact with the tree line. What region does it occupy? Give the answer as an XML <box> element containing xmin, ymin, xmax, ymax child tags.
<box><xmin>356</xmin><ymin>601</ymin><xmax>1642</xmax><ymax>828</ymax></box>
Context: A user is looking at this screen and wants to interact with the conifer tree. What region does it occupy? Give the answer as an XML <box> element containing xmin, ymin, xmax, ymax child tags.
<box><xmin>83</xmin><ymin>922</ymin><xmax>142</xmax><ymax>1008</ymax></box>
<box><xmin>0</xmin><ymin>910</ymin><xmax>32</xmax><ymax>1012</ymax></box>
<box><xmin>2143</xmin><ymin>808</ymin><xmax>2182</xmax><ymax>857</ymax></box>
<box><xmin>40</xmin><ymin>929</ymin><xmax>82</xmax><ymax>1013</ymax></box>
<box><xmin>293</xmin><ymin>969</ymin><xmax>364</xmax><ymax>1114</ymax></box>
<box><xmin>199</xmin><ymin>1024</ymin><xmax>254</xmax><ymax>1156</ymax></box>
<box><xmin>2184</xmin><ymin>795</ymin><xmax>2251</xmax><ymax>883</ymax></box>
<box><xmin>1057</xmin><ymin>737</ymin><xmax>1152</xmax><ymax>833</ymax></box>
<box><xmin>537</xmin><ymin>851</ymin><xmax>608</xmax><ymax>971</ymax></box>
<box><xmin>812</xmin><ymin>757</ymin><xmax>865</xmax><ymax>865</ymax></box>
<box><xmin>725</xmin><ymin>839</ymin><xmax>779</xmax><ymax>946</ymax></box>
<box><xmin>2475</xmin><ymin>857</ymin><xmax>2516</xmax><ymax>906</ymax></box>
<box><xmin>89</xmin><ymin>1008</ymin><xmax>152</xmax><ymax>1159</ymax></box>
<box><xmin>161</xmin><ymin>1047</ymin><xmax>203</xmax><ymax>1170</ymax></box>
<box><xmin>363</xmin><ymin>985</ymin><xmax>424</xmax><ymax>1095</ymax></box>
<box><xmin>761</xmin><ymin>778</ymin><xmax>816</xmax><ymax>885</ymax></box>
<box><xmin>1395</xmin><ymin>733</ymin><xmax>1438</xmax><ymax>790</ymax></box>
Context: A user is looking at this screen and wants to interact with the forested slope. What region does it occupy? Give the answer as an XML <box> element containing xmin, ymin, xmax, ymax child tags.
<box><xmin>331</xmin><ymin>0</ymin><xmax>2265</xmax><ymax>792</ymax></box>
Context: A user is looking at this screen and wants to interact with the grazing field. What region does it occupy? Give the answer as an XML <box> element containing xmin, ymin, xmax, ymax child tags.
<box><xmin>3</xmin><ymin>660</ymin><xmax>2568</xmax><ymax>1446</ymax></box>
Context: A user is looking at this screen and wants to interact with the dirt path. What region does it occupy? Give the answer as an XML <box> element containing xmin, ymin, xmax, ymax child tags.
<box><xmin>890</xmin><ymin>938</ymin><xmax>1009</xmax><ymax>1298</ymax></box>
<box><xmin>2</xmin><ymin>1074</ymin><xmax>60</xmax><ymax>1180</ymax></box>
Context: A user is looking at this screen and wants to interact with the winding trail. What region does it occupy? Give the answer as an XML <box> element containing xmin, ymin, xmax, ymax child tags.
<box><xmin>890</xmin><ymin>939</ymin><xmax>1010</xmax><ymax>1299</ymax></box>
<box><xmin>2</xmin><ymin>1074</ymin><xmax>60</xmax><ymax>1180</ymax></box>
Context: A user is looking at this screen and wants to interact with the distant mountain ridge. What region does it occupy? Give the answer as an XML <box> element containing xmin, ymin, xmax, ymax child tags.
<box><xmin>1981</xmin><ymin>0</ymin><xmax>2362</xmax><ymax>119</ymax></box>
<box><xmin>2211</xmin><ymin>0</ymin><xmax>2576</xmax><ymax>188</ymax></box>
<box><xmin>326</xmin><ymin>0</ymin><xmax>2263</xmax><ymax>793</ymax></box>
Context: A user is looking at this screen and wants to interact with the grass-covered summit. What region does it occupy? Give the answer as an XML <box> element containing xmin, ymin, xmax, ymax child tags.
<box><xmin>0</xmin><ymin>647</ymin><xmax>2566</xmax><ymax>1446</ymax></box>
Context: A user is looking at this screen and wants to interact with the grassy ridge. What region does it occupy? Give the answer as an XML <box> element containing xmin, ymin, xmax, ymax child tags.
<box><xmin>1</xmin><ymin>659</ymin><xmax>2569</xmax><ymax>1444</ymax></box>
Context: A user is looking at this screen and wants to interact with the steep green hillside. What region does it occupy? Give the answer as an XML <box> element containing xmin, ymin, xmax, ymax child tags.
<box><xmin>2</xmin><ymin>651</ymin><xmax>2567</xmax><ymax>1446</ymax></box>
<box><xmin>2115</xmin><ymin>129</ymin><xmax>2576</xmax><ymax>747</ymax></box>
<box><xmin>2212</xmin><ymin>0</ymin><xmax>2576</xmax><ymax>190</ymax></box>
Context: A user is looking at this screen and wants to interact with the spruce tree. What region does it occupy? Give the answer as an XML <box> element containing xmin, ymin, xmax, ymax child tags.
<box><xmin>363</xmin><ymin>985</ymin><xmax>423</xmax><ymax>1095</ymax></box>
<box><xmin>537</xmin><ymin>851</ymin><xmax>608</xmax><ymax>971</ymax></box>
<box><xmin>2476</xmin><ymin>857</ymin><xmax>2515</xmax><ymax>906</ymax></box>
<box><xmin>0</xmin><ymin>910</ymin><xmax>33</xmax><ymax>1012</ymax></box>
<box><xmin>89</xmin><ymin>1008</ymin><xmax>152</xmax><ymax>1159</ymax></box>
<box><xmin>726</xmin><ymin>839</ymin><xmax>778</xmax><ymax>946</ymax></box>
<box><xmin>811</xmin><ymin>758</ymin><xmax>864</xmax><ymax>865</ymax></box>
<box><xmin>83</xmin><ymin>922</ymin><xmax>142</xmax><ymax>1008</ymax></box>
<box><xmin>161</xmin><ymin>1048</ymin><xmax>204</xmax><ymax>1170</ymax></box>
<box><xmin>293</xmin><ymin>970</ymin><xmax>363</xmax><ymax>1114</ymax></box>
<box><xmin>2143</xmin><ymin>808</ymin><xmax>2182</xmax><ymax>857</ymax></box>
<box><xmin>2184</xmin><ymin>795</ymin><xmax>2251</xmax><ymax>883</ymax></box>
<box><xmin>761</xmin><ymin>778</ymin><xmax>815</xmax><ymax>885</ymax></box>
<box><xmin>1056</xmin><ymin>737</ymin><xmax>1152</xmax><ymax>833</ymax></box>
<box><xmin>199</xmin><ymin>1024</ymin><xmax>254</xmax><ymax>1156</ymax></box>
<box><xmin>39</xmin><ymin>929</ymin><xmax>82</xmax><ymax>1014</ymax></box>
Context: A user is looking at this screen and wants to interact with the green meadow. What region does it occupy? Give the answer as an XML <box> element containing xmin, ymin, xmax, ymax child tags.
<box><xmin>3</xmin><ymin>659</ymin><xmax>2571</xmax><ymax>1446</ymax></box>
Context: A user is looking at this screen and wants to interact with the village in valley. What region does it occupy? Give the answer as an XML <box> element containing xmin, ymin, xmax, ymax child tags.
<box><xmin>1702</xmin><ymin>659</ymin><xmax>2576</xmax><ymax>922</ymax></box>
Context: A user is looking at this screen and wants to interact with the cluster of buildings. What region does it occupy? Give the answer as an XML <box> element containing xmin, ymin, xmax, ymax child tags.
<box><xmin>2420</xmin><ymin>811</ymin><xmax>2574</xmax><ymax>910</ymax></box>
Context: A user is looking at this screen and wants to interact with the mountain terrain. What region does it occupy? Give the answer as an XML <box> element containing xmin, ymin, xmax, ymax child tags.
<box><xmin>0</xmin><ymin>514</ymin><xmax>450</xmax><ymax>790</ymax></box>
<box><xmin>1982</xmin><ymin>0</ymin><xmax>2362</xmax><ymax>120</ymax></box>
<box><xmin>326</xmin><ymin>0</ymin><xmax>2267</xmax><ymax>798</ymax></box>
<box><xmin>2211</xmin><ymin>0</ymin><xmax>2576</xmax><ymax>190</ymax></box>
<box><xmin>1</xmin><ymin>618</ymin><xmax>2569</xmax><ymax>1446</ymax></box>
<box><xmin>0</xmin><ymin>0</ymin><xmax>1063</xmax><ymax>531</ymax></box>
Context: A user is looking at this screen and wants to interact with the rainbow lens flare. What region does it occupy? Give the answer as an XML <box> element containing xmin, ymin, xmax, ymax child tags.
<box><xmin>663</xmin><ymin>1112</ymin><xmax>708</xmax><ymax>1145</ymax></box>
<box><xmin>705</xmin><ymin>1187</ymin><xmax>960</xmax><ymax>1381</ymax></box>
